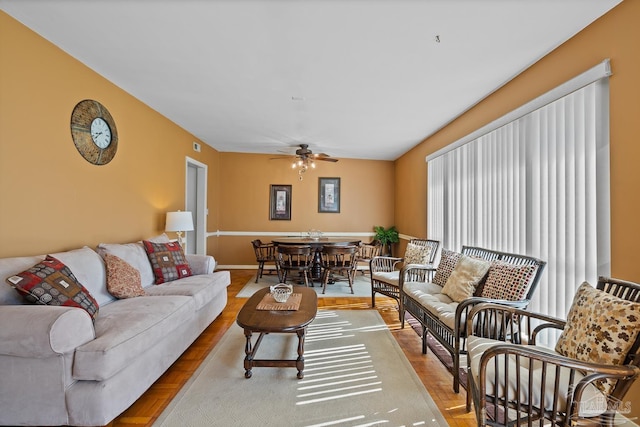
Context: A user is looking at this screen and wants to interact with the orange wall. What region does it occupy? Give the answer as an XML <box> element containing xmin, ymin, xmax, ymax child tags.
<box><xmin>0</xmin><ymin>11</ymin><xmax>221</xmax><ymax>258</ymax></box>
<box><xmin>395</xmin><ymin>1</ymin><xmax>640</xmax><ymax>283</ymax></box>
<box><xmin>394</xmin><ymin>1</ymin><xmax>640</xmax><ymax>413</ymax></box>
<box><xmin>216</xmin><ymin>153</ymin><xmax>395</xmax><ymax>266</ymax></box>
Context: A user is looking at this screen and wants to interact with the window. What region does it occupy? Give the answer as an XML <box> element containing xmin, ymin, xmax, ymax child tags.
<box><xmin>427</xmin><ymin>61</ymin><xmax>611</xmax><ymax>335</ymax></box>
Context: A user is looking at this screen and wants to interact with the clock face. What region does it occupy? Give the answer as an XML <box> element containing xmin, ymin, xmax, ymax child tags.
<box><xmin>70</xmin><ymin>100</ymin><xmax>118</xmax><ymax>165</ymax></box>
<box><xmin>90</xmin><ymin>117</ymin><xmax>112</xmax><ymax>148</ymax></box>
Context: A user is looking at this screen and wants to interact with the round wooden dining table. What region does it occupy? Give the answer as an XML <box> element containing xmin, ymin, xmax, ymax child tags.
<box><xmin>272</xmin><ymin>237</ymin><xmax>361</xmax><ymax>280</ymax></box>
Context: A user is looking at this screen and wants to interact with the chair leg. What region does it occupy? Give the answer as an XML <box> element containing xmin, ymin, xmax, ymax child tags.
<box><xmin>255</xmin><ymin>262</ymin><xmax>264</xmax><ymax>283</ymax></box>
<box><xmin>422</xmin><ymin>329</ymin><xmax>428</xmax><ymax>355</ymax></box>
<box><xmin>453</xmin><ymin>353</ymin><xmax>460</xmax><ymax>393</ymax></box>
<box><xmin>371</xmin><ymin>283</ymin><xmax>376</xmax><ymax>308</ymax></box>
<box><xmin>466</xmin><ymin>368</ymin><xmax>472</xmax><ymax>412</ymax></box>
<box><xmin>303</xmin><ymin>270</ymin><xmax>309</xmax><ymax>287</ymax></box>
<box><xmin>321</xmin><ymin>270</ymin><xmax>329</xmax><ymax>294</ymax></box>
<box><xmin>347</xmin><ymin>269</ymin><xmax>354</xmax><ymax>294</ymax></box>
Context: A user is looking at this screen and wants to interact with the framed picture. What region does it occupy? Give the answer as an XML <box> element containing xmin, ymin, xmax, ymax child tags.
<box><xmin>318</xmin><ymin>177</ymin><xmax>340</xmax><ymax>213</ymax></box>
<box><xmin>270</xmin><ymin>185</ymin><xmax>292</xmax><ymax>220</ymax></box>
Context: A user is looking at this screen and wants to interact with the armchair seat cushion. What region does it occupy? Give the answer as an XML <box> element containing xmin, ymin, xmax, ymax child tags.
<box><xmin>371</xmin><ymin>270</ymin><xmax>399</xmax><ymax>287</ymax></box>
<box><xmin>467</xmin><ymin>336</ymin><xmax>607</xmax><ymax>417</ymax></box>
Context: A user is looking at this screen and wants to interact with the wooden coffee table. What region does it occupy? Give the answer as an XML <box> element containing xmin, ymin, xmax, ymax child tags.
<box><xmin>236</xmin><ymin>286</ymin><xmax>318</xmax><ymax>379</ymax></box>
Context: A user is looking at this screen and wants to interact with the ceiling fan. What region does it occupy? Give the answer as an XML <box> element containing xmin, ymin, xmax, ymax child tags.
<box><xmin>272</xmin><ymin>144</ymin><xmax>338</xmax><ymax>180</ymax></box>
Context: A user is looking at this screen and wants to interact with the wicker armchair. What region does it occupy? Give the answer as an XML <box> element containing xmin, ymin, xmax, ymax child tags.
<box><xmin>370</xmin><ymin>238</ymin><xmax>440</xmax><ymax>312</ymax></box>
<box><xmin>251</xmin><ymin>239</ymin><xmax>277</xmax><ymax>283</ymax></box>
<box><xmin>466</xmin><ymin>277</ymin><xmax>640</xmax><ymax>427</ymax></box>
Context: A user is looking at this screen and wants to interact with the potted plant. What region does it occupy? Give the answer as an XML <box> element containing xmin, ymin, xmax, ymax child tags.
<box><xmin>373</xmin><ymin>225</ymin><xmax>399</xmax><ymax>256</ymax></box>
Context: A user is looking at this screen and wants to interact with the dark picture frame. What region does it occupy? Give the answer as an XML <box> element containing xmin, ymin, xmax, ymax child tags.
<box><xmin>318</xmin><ymin>177</ymin><xmax>340</xmax><ymax>213</ymax></box>
<box><xmin>270</xmin><ymin>184</ymin><xmax>292</xmax><ymax>220</ymax></box>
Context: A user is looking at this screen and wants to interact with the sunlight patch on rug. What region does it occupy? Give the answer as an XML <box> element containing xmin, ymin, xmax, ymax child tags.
<box><xmin>154</xmin><ymin>310</ymin><xmax>448</xmax><ymax>427</ymax></box>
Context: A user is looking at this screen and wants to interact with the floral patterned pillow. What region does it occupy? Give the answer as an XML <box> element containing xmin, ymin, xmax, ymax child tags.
<box><xmin>480</xmin><ymin>260</ymin><xmax>537</xmax><ymax>301</ymax></box>
<box><xmin>432</xmin><ymin>249</ymin><xmax>461</xmax><ymax>287</ymax></box>
<box><xmin>555</xmin><ymin>282</ymin><xmax>640</xmax><ymax>394</ymax></box>
<box><xmin>105</xmin><ymin>253</ymin><xmax>145</xmax><ymax>298</ymax></box>
<box><xmin>404</xmin><ymin>242</ymin><xmax>432</xmax><ymax>265</ymax></box>
<box><xmin>5</xmin><ymin>255</ymin><xmax>99</xmax><ymax>320</ymax></box>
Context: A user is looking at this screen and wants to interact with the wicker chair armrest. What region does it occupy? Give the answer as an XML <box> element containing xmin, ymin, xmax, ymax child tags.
<box><xmin>399</xmin><ymin>264</ymin><xmax>436</xmax><ymax>289</ymax></box>
<box><xmin>466</xmin><ymin>302</ymin><xmax>566</xmax><ymax>341</ymax></box>
<box><xmin>370</xmin><ymin>256</ymin><xmax>403</xmax><ymax>273</ymax></box>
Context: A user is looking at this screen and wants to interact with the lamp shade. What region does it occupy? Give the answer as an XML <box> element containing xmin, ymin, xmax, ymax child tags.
<box><xmin>165</xmin><ymin>211</ymin><xmax>194</xmax><ymax>232</ymax></box>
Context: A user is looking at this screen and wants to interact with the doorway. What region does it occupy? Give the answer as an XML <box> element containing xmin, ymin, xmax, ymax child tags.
<box><xmin>185</xmin><ymin>157</ymin><xmax>207</xmax><ymax>255</ymax></box>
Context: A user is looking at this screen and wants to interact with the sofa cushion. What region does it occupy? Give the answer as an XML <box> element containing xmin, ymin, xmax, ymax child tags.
<box><xmin>468</xmin><ymin>336</ymin><xmax>607</xmax><ymax>417</ymax></box>
<box><xmin>481</xmin><ymin>260</ymin><xmax>537</xmax><ymax>301</ymax></box>
<box><xmin>555</xmin><ymin>282</ymin><xmax>640</xmax><ymax>394</ymax></box>
<box><xmin>403</xmin><ymin>282</ymin><xmax>462</xmax><ymax>330</ymax></box>
<box><xmin>404</xmin><ymin>242</ymin><xmax>432</xmax><ymax>265</ymax></box>
<box><xmin>104</xmin><ymin>254</ymin><xmax>145</xmax><ymax>299</ymax></box>
<box><xmin>143</xmin><ymin>241</ymin><xmax>192</xmax><ymax>284</ymax></box>
<box><xmin>144</xmin><ymin>271</ymin><xmax>230</xmax><ymax>311</ymax></box>
<box><xmin>432</xmin><ymin>249</ymin><xmax>461</xmax><ymax>287</ymax></box>
<box><xmin>73</xmin><ymin>295</ymin><xmax>194</xmax><ymax>381</ymax></box>
<box><xmin>441</xmin><ymin>255</ymin><xmax>491</xmax><ymax>302</ymax></box>
<box><xmin>6</xmin><ymin>255</ymin><xmax>99</xmax><ymax>320</ymax></box>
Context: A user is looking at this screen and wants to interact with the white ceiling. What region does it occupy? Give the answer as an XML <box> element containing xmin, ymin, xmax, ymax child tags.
<box><xmin>1</xmin><ymin>0</ymin><xmax>622</xmax><ymax>160</ymax></box>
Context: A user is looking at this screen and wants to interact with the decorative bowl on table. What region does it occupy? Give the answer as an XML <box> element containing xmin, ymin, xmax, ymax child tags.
<box><xmin>270</xmin><ymin>284</ymin><xmax>293</xmax><ymax>303</ymax></box>
<box><xmin>307</xmin><ymin>229</ymin><xmax>323</xmax><ymax>241</ymax></box>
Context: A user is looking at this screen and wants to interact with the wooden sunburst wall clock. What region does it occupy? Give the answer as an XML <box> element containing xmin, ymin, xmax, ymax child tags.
<box><xmin>70</xmin><ymin>99</ymin><xmax>118</xmax><ymax>165</ymax></box>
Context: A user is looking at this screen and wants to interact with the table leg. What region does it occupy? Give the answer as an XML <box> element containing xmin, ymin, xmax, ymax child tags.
<box><xmin>296</xmin><ymin>328</ymin><xmax>306</xmax><ymax>379</ymax></box>
<box><xmin>243</xmin><ymin>329</ymin><xmax>253</xmax><ymax>378</ymax></box>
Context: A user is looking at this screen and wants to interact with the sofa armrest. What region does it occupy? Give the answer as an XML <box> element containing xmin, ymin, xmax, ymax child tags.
<box><xmin>0</xmin><ymin>305</ymin><xmax>95</xmax><ymax>357</ymax></box>
<box><xmin>186</xmin><ymin>254</ymin><xmax>216</xmax><ymax>274</ymax></box>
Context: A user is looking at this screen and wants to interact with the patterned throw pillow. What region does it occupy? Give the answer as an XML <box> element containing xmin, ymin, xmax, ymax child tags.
<box><xmin>555</xmin><ymin>282</ymin><xmax>640</xmax><ymax>394</ymax></box>
<box><xmin>441</xmin><ymin>254</ymin><xmax>492</xmax><ymax>302</ymax></box>
<box><xmin>404</xmin><ymin>242</ymin><xmax>432</xmax><ymax>265</ymax></box>
<box><xmin>5</xmin><ymin>255</ymin><xmax>99</xmax><ymax>320</ymax></box>
<box><xmin>432</xmin><ymin>249</ymin><xmax>461</xmax><ymax>287</ymax></box>
<box><xmin>142</xmin><ymin>241</ymin><xmax>192</xmax><ymax>284</ymax></box>
<box><xmin>104</xmin><ymin>253</ymin><xmax>145</xmax><ymax>298</ymax></box>
<box><xmin>480</xmin><ymin>260</ymin><xmax>536</xmax><ymax>301</ymax></box>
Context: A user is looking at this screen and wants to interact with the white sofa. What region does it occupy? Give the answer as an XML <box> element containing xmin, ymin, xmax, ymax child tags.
<box><xmin>0</xmin><ymin>236</ymin><xmax>230</xmax><ymax>426</ymax></box>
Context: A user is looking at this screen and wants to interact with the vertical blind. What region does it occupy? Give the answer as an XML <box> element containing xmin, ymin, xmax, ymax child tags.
<box><xmin>427</xmin><ymin>64</ymin><xmax>611</xmax><ymax>337</ymax></box>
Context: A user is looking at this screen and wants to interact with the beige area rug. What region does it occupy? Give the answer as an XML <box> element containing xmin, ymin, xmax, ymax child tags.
<box><xmin>237</xmin><ymin>272</ymin><xmax>373</xmax><ymax>298</ymax></box>
<box><xmin>154</xmin><ymin>310</ymin><xmax>448</xmax><ymax>427</ymax></box>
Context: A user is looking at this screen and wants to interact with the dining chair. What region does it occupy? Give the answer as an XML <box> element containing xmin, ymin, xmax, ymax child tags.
<box><xmin>276</xmin><ymin>245</ymin><xmax>314</xmax><ymax>287</ymax></box>
<box><xmin>251</xmin><ymin>239</ymin><xmax>277</xmax><ymax>283</ymax></box>
<box><xmin>320</xmin><ymin>245</ymin><xmax>359</xmax><ymax>294</ymax></box>
<box><xmin>356</xmin><ymin>240</ymin><xmax>382</xmax><ymax>276</ymax></box>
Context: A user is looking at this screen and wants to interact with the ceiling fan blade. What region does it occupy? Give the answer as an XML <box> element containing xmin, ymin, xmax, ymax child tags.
<box><xmin>316</xmin><ymin>157</ymin><xmax>338</xmax><ymax>162</ymax></box>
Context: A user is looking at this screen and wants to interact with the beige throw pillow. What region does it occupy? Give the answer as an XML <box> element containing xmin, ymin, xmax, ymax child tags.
<box><xmin>441</xmin><ymin>255</ymin><xmax>491</xmax><ymax>302</ymax></box>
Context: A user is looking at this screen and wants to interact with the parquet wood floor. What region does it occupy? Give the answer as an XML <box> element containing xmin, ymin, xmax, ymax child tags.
<box><xmin>106</xmin><ymin>270</ymin><xmax>476</xmax><ymax>427</ymax></box>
